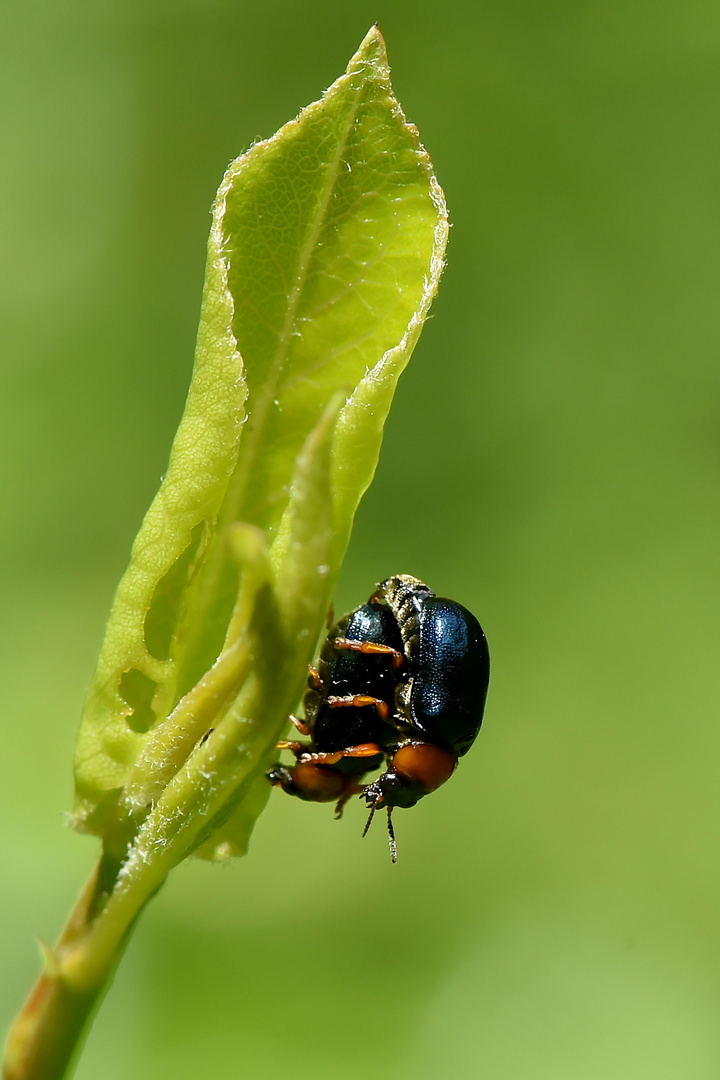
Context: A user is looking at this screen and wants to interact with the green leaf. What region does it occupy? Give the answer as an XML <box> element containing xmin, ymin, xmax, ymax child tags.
<box><xmin>73</xmin><ymin>180</ymin><xmax>246</xmax><ymax>820</ymax></box>
<box><xmin>72</xmin><ymin>26</ymin><xmax>448</xmax><ymax>871</ymax></box>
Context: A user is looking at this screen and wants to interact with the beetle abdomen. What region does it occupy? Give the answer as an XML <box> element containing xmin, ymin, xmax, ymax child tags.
<box><xmin>312</xmin><ymin>602</ymin><xmax>401</xmax><ymax>754</ymax></box>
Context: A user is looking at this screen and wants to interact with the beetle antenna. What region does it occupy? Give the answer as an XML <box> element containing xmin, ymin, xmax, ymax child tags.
<box><xmin>387</xmin><ymin>807</ymin><xmax>397</xmax><ymax>863</ymax></box>
<box><xmin>362</xmin><ymin>801</ymin><xmax>378</xmax><ymax>838</ymax></box>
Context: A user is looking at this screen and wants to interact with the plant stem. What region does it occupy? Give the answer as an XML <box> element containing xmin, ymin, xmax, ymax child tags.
<box><xmin>2</xmin><ymin>855</ymin><xmax>137</xmax><ymax>1080</ymax></box>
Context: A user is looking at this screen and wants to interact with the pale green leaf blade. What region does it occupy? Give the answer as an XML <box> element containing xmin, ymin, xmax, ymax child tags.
<box><xmin>331</xmin><ymin>173</ymin><xmax>447</xmax><ymax>562</ymax></box>
<box><xmin>73</xmin><ymin>219</ymin><xmax>246</xmax><ymax>825</ymax></box>
<box><xmin>71</xmin><ymin>26</ymin><xmax>448</xmax><ymax>854</ymax></box>
<box><xmin>174</xmin><ymin>24</ymin><xmax>448</xmax><ymax>694</ymax></box>
<box><xmin>220</xmin><ymin>26</ymin><xmax>444</xmax><ymax>540</ymax></box>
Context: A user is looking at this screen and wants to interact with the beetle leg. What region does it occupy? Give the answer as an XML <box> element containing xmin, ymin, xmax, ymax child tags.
<box><xmin>307</xmin><ymin>665</ymin><xmax>323</xmax><ymax>690</ymax></box>
<box><xmin>325</xmin><ymin>603</ymin><xmax>335</xmax><ymax>630</ymax></box>
<box><xmin>326</xmin><ymin>694</ymin><xmax>391</xmax><ymax>721</ymax></box>
<box><xmin>299</xmin><ymin>742</ymin><xmax>383</xmax><ymax>767</ymax></box>
<box><xmin>288</xmin><ymin>713</ymin><xmax>311</xmax><ymax>736</ymax></box>
<box><xmin>338</xmin><ymin>742</ymin><xmax>384</xmax><ymax>758</ymax></box>
<box><xmin>297</xmin><ymin>749</ymin><xmax>344</xmax><ymax>766</ymax></box>
<box><xmin>276</xmin><ymin>739</ymin><xmax>310</xmax><ymax>758</ymax></box>
<box><xmin>333</xmin><ymin>637</ymin><xmax>405</xmax><ymax>672</ymax></box>
<box><xmin>334</xmin><ymin>782</ymin><xmax>366</xmax><ymax>819</ymax></box>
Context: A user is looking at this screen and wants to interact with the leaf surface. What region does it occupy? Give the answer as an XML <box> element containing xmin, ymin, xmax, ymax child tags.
<box><xmin>72</xmin><ymin>27</ymin><xmax>448</xmax><ymax>862</ymax></box>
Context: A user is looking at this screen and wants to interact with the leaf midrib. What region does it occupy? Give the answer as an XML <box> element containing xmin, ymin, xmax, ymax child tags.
<box><xmin>220</xmin><ymin>79</ymin><xmax>366</xmax><ymax>527</ymax></box>
<box><xmin>169</xmin><ymin>81</ymin><xmax>370</xmax><ymax>696</ymax></box>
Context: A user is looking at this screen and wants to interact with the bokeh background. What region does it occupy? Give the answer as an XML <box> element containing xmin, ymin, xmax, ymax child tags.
<box><xmin>2</xmin><ymin>1</ymin><xmax>719</xmax><ymax>1076</ymax></box>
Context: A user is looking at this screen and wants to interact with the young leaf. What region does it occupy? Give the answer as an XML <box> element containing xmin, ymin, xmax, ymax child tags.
<box><xmin>72</xmin><ymin>25</ymin><xmax>448</xmax><ymax>866</ymax></box>
<box><xmin>5</xmin><ymin>32</ymin><xmax>450</xmax><ymax>1080</ymax></box>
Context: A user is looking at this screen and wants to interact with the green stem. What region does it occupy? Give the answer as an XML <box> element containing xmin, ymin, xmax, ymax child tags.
<box><xmin>2</xmin><ymin>856</ymin><xmax>138</xmax><ymax>1080</ymax></box>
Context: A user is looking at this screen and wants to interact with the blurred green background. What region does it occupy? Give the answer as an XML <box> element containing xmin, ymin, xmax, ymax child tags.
<box><xmin>2</xmin><ymin>1</ymin><xmax>719</xmax><ymax>1076</ymax></box>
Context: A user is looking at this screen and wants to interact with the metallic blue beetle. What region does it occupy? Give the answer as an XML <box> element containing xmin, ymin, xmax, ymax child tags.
<box><xmin>267</xmin><ymin>575</ymin><xmax>490</xmax><ymax>860</ymax></box>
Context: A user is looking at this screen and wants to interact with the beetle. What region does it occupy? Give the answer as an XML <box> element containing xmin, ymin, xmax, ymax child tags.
<box><xmin>266</xmin><ymin>575</ymin><xmax>489</xmax><ymax>860</ymax></box>
<box><xmin>266</xmin><ymin>598</ymin><xmax>405</xmax><ymax>811</ymax></box>
<box><xmin>359</xmin><ymin>576</ymin><xmax>490</xmax><ymax>857</ymax></box>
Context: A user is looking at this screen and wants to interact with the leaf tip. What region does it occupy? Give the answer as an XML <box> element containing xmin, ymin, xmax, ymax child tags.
<box><xmin>348</xmin><ymin>24</ymin><xmax>389</xmax><ymax>74</ymax></box>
